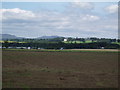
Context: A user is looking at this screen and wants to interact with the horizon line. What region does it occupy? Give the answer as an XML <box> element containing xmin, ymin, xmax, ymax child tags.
<box><xmin>0</xmin><ymin>33</ymin><xmax>119</xmax><ymax>39</ymax></box>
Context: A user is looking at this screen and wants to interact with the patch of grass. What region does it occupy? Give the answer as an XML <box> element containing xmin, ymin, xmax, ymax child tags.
<box><xmin>39</xmin><ymin>49</ymin><xmax>119</xmax><ymax>53</ymax></box>
<box><xmin>112</xmin><ymin>42</ymin><xmax>120</xmax><ymax>45</ymax></box>
<box><xmin>0</xmin><ymin>40</ymin><xmax>27</xmax><ymax>43</ymax></box>
<box><xmin>3</xmin><ymin>49</ymin><xmax>119</xmax><ymax>53</ymax></box>
<box><xmin>0</xmin><ymin>40</ymin><xmax>4</xmax><ymax>43</ymax></box>
<box><xmin>3</xmin><ymin>82</ymin><xmax>14</xmax><ymax>88</ymax></box>
<box><xmin>96</xmin><ymin>81</ymin><xmax>104</xmax><ymax>87</ymax></box>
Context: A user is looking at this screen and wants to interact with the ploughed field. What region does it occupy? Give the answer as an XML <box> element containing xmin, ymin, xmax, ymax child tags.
<box><xmin>2</xmin><ymin>50</ymin><xmax>118</xmax><ymax>88</ymax></box>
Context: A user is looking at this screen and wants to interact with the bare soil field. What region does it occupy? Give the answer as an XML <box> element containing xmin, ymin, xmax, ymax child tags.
<box><xmin>2</xmin><ymin>50</ymin><xmax>118</xmax><ymax>88</ymax></box>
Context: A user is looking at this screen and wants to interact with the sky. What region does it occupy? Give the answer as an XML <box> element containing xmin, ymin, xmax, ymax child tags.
<box><xmin>1</xmin><ymin>2</ymin><xmax>118</xmax><ymax>38</ymax></box>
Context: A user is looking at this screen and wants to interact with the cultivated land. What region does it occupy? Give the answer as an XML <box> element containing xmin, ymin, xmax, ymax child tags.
<box><xmin>2</xmin><ymin>49</ymin><xmax>118</xmax><ymax>88</ymax></box>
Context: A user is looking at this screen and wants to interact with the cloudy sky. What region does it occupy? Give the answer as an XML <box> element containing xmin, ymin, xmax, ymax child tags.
<box><xmin>1</xmin><ymin>2</ymin><xmax>118</xmax><ymax>38</ymax></box>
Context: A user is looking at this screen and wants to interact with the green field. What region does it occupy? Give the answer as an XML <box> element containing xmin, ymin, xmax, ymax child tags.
<box><xmin>63</xmin><ymin>40</ymin><xmax>97</xmax><ymax>44</ymax></box>
<box><xmin>2</xmin><ymin>49</ymin><xmax>118</xmax><ymax>88</ymax></box>
<box><xmin>0</xmin><ymin>40</ymin><xmax>26</xmax><ymax>43</ymax></box>
<box><xmin>112</xmin><ymin>42</ymin><xmax>120</xmax><ymax>45</ymax></box>
<box><xmin>2</xmin><ymin>48</ymin><xmax>119</xmax><ymax>53</ymax></box>
<box><xmin>1</xmin><ymin>40</ymin><xmax>120</xmax><ymax>45</ymax></box>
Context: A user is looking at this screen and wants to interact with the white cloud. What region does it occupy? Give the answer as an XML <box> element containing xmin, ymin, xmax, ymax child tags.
<box><xmin>1</xmin><ymin>8</ymin><xmax>35</xmax><ymax>20</ymax></box>
<box><xmin>81</xmin><ymin>14</ymin><xmax>100</xmax><ymax>21</ymax></box>
<box><xmin>71</xmin><ymin>2</ymin><xmax>94</xmax><ymax>10</ymax></box>
<box><xmin>2</xmin><ymin>7</ymin><xmax>118</xmax><ymax>38</ymax></box>
<box><xmin>105</xmin><ymin>4</ymin><xmax>118</xmax><ymax>14</ymax></box>
<box><xmin>104</xmin><ymin>25</ymin><xmax>118</xmax><ymax>30</ymax></box>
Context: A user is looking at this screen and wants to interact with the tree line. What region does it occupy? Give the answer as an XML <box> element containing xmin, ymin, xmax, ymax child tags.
<box><xmin>2</xmin><ymin>37</ymin><xmax>120</xmax><ymax>49</ymax></box>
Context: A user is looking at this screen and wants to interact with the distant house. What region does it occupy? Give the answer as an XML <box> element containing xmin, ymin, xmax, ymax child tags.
<box><xmin>27</xmin><ymin>47</ymin><xmax>31</xmax><ymax>49</ymax></box>
<box><xmin>101</xmin><ymin>47</ymin><xmax>104</xmax><ymax>49</ymax></box>
<box><xmin>8</xmin><ymin>47</ymin><xmax>14</xmax><ymax>49</ymax></box>
<box><xmin>38</xmin><ymin>48</ymin><xmax>41</xmax><ymax>49</ymax></box>
<box><xmin>60</xmin><ymin>47</ymin><xmax>64</xmax><ymax>50</ymax></box>
<box><xmin>64</xmin><ymin>39</ymin><xmax>67</xmax><ymax>42</ymax></box>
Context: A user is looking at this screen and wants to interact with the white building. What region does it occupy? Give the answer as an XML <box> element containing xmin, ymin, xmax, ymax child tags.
<box><xmin>64</xmin><ymin>39</ymin><xmax>67</xmax><ymax>42</ymax></box>
<box><xmin>60</xmin><ymin>47</ymin><xmax>64</xmax><ymax>50</ymax></box>
<box><xmin>27</xmin><ymin>47</ymin><xmax>31</xmax><ymax>49</ymax></box>
<box><xmin>101</xmin><ymin>47</ymin><xmax>104</xmax><ymax>49</ymax></box>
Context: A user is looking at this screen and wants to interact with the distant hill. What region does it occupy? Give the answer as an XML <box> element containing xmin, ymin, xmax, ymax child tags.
<box><xmin>37</xmin><ymin>36</ymin><xmax>62</xmax><ymax>39</ymax></box>
<box><xmin>0</xmin><ymin>34</ymin><xmax>24</xmax><ymax>40</ymax></box>
<box><xmin>0</xmin><ymin>34</ymin><xmax>63</xmax><ymax>40</ymax></box>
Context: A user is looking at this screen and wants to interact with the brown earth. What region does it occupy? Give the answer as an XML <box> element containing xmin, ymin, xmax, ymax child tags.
<box><xmin>2</xmin><ymin>50</ymin><xmax>118</xmax><ymax>88</ymax></box>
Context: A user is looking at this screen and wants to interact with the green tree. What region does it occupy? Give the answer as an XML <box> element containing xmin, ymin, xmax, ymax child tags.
<box><xmin>4</xmin><ymin>40</ymin><xmax>9</xmax><ymax>48</ymax></box>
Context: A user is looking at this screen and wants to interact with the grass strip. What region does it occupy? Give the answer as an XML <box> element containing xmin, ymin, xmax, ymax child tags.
<box><xmin>2</xmin><ymin>49</ymin><xmax>119</xmax><ymax>53</ymax></box>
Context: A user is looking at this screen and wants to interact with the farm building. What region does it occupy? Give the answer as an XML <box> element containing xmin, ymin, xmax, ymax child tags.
<box><xmin>64</xmin><ymin>39</ymin><xmax>67</xmax><ymax>42</ymax></box>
